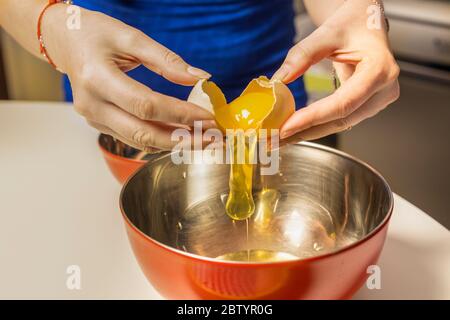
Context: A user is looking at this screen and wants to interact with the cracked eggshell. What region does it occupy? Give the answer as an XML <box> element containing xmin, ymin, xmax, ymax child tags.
<box><xmin>187</xmin><ymin>76</ymin><xmax>295</xmax><ymax>131</ymax></box>
<box><xmin>241</xmin><ymin>76</ymin><xmax>295</xmax><ymax>130</ymax></box>
<box><xmin>187</xmin><ymin>79</ymin><xmax>226</xmax><ymax>115</ymax></box>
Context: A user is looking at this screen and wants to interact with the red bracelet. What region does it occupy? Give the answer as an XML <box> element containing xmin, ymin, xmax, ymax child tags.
<box><xmin>37</xmin><ymin>0</ymin><xmax>72</xmax><ymax>71</ymax></box>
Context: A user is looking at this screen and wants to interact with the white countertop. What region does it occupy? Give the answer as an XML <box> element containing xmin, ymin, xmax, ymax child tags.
<box><xmin>0</xmin><ymin>101</ymin><xmax>449</xmax><ymax>300</ymax></box>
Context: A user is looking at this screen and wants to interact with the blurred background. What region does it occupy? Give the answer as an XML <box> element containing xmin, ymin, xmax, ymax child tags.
<box><xmin>0</xmin><ymin>0</ymin><xmax>449</xmax><ymax>228</ymax></box>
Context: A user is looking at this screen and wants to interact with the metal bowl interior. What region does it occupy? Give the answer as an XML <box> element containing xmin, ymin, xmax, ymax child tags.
<box><xmin>120</xmin><ymin>142</ymin><xmax>393</xmax><ymax>263</ymax></box>
<box><xmin>98</xmin><ymin>134</ymin><xmax>155</xmax><ymax>161</ymax></box>
<box><xmin>98</xmin><ymin>134</ymin><xmax>167</xmax><ymax>183</ymax></box>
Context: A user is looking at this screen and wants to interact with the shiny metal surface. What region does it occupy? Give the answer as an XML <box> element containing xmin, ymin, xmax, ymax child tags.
<box><xmin>121</xmin><ymin>142</ymin><xmax>393</xmax><ymax>262</ymax></box>
<box><xmin>98</xmin><ymin>134</ymin><xmax>162</xmax><ymax>160</ymax></box>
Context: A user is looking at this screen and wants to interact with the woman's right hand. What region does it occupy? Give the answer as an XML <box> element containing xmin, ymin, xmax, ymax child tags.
<box><xmin>43</xmin><ymin>4</ymin><xmax>214</xmax><ymax>151</ymax></box>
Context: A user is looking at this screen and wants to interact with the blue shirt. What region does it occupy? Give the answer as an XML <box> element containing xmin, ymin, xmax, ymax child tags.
<box><xmin>65</xmin><ymin>0</ymin><xmax>307</xmax><ymax>109</ymax></box>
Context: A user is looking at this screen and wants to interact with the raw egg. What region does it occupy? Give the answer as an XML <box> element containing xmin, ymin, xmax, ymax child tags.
<box><xmin>188</xmin><ymin>76</ymin><xmax>295</xmax><ymax>220</ymax></box>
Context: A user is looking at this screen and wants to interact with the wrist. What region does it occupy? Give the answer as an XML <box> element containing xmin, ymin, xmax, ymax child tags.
<box><xmin>343</xmin><ymin>0</ymin><xmax>388</xmax><ymax>32</ymax></box>
<box><xmin>39</xmin><ymin>2</ymin><xmax>75</xmax><ymax>73</ymax></box>
<box><xmin>321</xmin><ymin>0</ymin><xmax>389</xmax><ymax>39</ymax></box>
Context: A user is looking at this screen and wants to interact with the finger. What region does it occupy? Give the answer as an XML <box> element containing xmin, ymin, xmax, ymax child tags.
<box><xmin>285</xmin><ymin>81</ymin><xmax>400</xmax><ymax>141</ymax></box>
<box><xmin>280</xmin><ymin>62</ymin><xmax>385</xmax><ymax>138</ymax></box>
<box><xmin>272</xmin><ymin>26</ymin><xmax>340</xmax><ymax>83</ymax></box>
<box><xmin>86</xmin><ymin>120</ymin><xmax>112</xmax><ymax>134</ymax></box>
<box><xmin>87</xmin><ymin>120</ymin><xmax>163</xmax><ymax>154</ymax></box>
<box><xmin>97</xmin><ymin>67</ymin><xmax>214</xmax><ymax>125</ymax></box>
<box><xmin>126</xmin><ymin>31</ymin><xmax>211</xmax><ymax>85</ymax></box>
<box><xmin>87</xmin><ymin>119</ymin><xmax>135</xmax><ymax>146</ymax></box>
<box><xmin>95</xmin><ymin>102</ymin><xmax>215</xmax><ymax>151</ymax></box>
<box><xmin>93</xmin><ymin>102</ymin><xmax>181</xmax><ymax>150</ymax></box>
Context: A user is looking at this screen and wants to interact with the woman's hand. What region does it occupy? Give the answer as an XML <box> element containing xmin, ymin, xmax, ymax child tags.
<box><xmin>273</xmin><ymin>0</ymin><xmax>400</xmax><ymax>141</ymax></box>
<box><xmin>43</xmin><ymin>5</ymin><xmax>213</xmax><ymax>151</ymax></box>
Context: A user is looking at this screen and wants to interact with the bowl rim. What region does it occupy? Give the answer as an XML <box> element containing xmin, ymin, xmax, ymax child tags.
<box><xmin>98</xmin><ymin>133</ymin><xmax>147</xmax><ymax>164</ymax></box>
<box><xmin>119</xmin><ymin>141</ymin><xmax>394</xmax><ymax>266</ymax></box>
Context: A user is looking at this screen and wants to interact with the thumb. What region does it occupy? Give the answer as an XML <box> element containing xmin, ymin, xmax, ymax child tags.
<box><xmin>272</xmin><ymin>26</ymin><xmax>338</xmax><ymax>84</ymax></box>
<box><xmin>129</xmin><ymin>32</ymin><xmax>211</xmax><ymax>85</ymax></box>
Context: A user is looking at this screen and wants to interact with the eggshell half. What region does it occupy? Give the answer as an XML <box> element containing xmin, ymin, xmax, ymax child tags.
<box><xmin>187</xmin><ymin>79</ymin><xmax>226</xmax><ymax>115</ymax></box>
<box><xmin>188</xmin><ymin>76</ymin><xmax>295</xmax><ymax>130</ymax></box>
<box><xmin>241</xmin><ymin>76</ymin><xmax>295</xmax><ymax>130</ymax></box>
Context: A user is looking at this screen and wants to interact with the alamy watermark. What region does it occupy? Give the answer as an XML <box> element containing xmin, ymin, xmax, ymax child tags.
<box><xmin>66</xmin><ymin>264</ymin><xmax>81</xmax><ymax>290</ymax></box>
<box><xmin>66</xmin><ymin>4</ymin><xmax>81</xmax><ymax>30</ymax></box>
<box><xmin>170</xmin><ymin>121</ymin><xmax>280</xmax><ymax>175</ymax></box>
<box><xmin>366</xmin><ymin>265</ymin><xmax>382</xmax><ymax>290</ymax></box>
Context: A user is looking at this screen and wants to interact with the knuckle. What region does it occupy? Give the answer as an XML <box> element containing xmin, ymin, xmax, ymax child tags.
<box><xmin>122</xmin><ymin>29</ymin><xmax>141</xmax><ymax>46</ymax></box>
<box><xmin>163</xmin><ymin>49</ymin><xmax>183</xmax><ymax>66</ymax></box>
<box><xmin>387</xmin><ymin>62</ymin><xmax>400</xmax><ymax>82</ymax></box>
<box><xmin>389</xmin><ymin>81</ymin><xmax>401</xmax><ymax>102</ymax></box>
<box><xmin>121</xmin><ymin>28</ymin><xmax>147</xmax><ymax>50</ymax></box>
<box><xmin>73</xmin><ymin>101</ymin><xmax>92</xmax><ymax>118</ymax></box>
<box><xmin>368</xmin><ymin>54</ymin><xmax>400</xmax><ymax>86</ymax></box>
<box><xmin>131</xmin><ymin>96</ymin><xmax>156</xmax><ymax>120</ymax></box>
<box><xmin>170</xmin><ymin>113</ymin><xmax>184</xmax><ymax>125</ymax></box>
<box><xmin>171</xmin><ymin>105</ymin><xmax>190</xmax><ymax>124</ymax></box>
<box><xmin>286</xmin><ymin>47</ymin><xmax>300</xmax><ymax>62</ymax></box>
<box><xmin>377</xmin><ymin>56</ymin><xmax>400</xmax><ymax>82</ymax></box>
<box><xmin>334</xmin><ymin>117</ymin><xmax>351</xmax><ymax>131</ymax></box>
<box><xmin>131</xmin><ymin>128</ymin><xmax>155</xmax><ymax>148</ymax></box>
<box><xmin>320</xmin><ymin>22</ymin><xmax>343</xmax><ymax>41</ymax></box>
<box><xmin>337</xmin><ymin>97</ymin><xmax>354</xmax><ymax>118</ymax></box>
<box><xmin>288</xmin><ymin>43</ymin><xmax>311</xmax><ymax>63</ymax></box>
<box><xmin>75</xmin><ymin>65</ymin><xmax>101</xmax><ymax>92</ymax></box>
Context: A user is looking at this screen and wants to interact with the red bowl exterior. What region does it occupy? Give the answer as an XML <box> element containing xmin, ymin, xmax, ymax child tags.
<box><xmin>99</xmin><ymin>144</ymin><xmax>146</xmax><ymax>184</ymax></box>
<box><xmin>122</xmin><ymin>210</ymin><xmax>392</xmax><ymax>300</ymax></box>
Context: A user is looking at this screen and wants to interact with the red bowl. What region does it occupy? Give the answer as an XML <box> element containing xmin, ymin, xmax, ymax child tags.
<box><xmin>124</xmin><ymin>219</ymin><xmax>390</xmax><ymax>299</ymax></box>
<box><xmin>98</xmin><ymin>134</ymin><xmax>146</xmax><ymax>184</ymax></box>
<box><xmin>120</xmin><ymin>143</ymin><xmax>394</xmax><ymax>299</ymax></box>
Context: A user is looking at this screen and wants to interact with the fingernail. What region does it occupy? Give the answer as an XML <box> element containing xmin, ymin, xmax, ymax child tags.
<box><xmin>187</xmin><ymin>66</ymin><xmax>211</xmax><ymax>79</ymax></box>
<box><xmin>271</xmin><ymin>65</ymin><xmax>290</xmax><ymax>82</ymax></box>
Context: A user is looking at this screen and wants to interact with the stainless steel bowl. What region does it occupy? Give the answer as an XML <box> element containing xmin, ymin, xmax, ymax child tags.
<box><xmin>121</xmin><ymin>142</ymin><xmax>393</xmax><ymax>261</ymax></box>
<box><xmin>121</xmin><ymin>143</ymin><xmax>393</xmax><ymax>298</ymax></box>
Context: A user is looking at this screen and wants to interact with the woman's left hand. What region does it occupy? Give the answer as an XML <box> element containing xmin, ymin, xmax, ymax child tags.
<box><xmin>273</xmin><ymin>0</ymin><xmax>400</xmax><ymax>141</ymax></box>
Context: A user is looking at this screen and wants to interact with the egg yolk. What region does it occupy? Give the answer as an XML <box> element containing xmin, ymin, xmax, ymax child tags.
<box><xmin>215</xmin><ymin>92</ymin><xmax>274</xmax><ymax>131</ymax></box>
<box><xmin>213</xmin><ymin>91</ymin><xmax>275</xmax><ymax>220</ymax></box>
